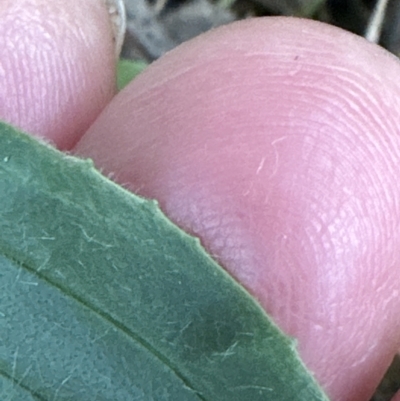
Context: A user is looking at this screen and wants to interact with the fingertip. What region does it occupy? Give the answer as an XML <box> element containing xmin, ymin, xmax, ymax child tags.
<box><xmin>392</xmin><ymin>390</ymin><xmax>400</xmax><ymax>401</ymax></box>
<box><xmin>0</xmin><ymin>0</ymin><xmax>117</xmax><ymax>149</ymax></box>
<box><xmin>76</xmin><ymin>17</ymin><xmax>400</xmax><ymax>401</ymax></box>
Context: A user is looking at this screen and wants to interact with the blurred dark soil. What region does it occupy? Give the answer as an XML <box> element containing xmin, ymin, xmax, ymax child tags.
<box><xmin>120</xmin><ymin>1</ymin><xmax>400</xmax><ymax>400</ymax></box>
<box><xmin>122</xmin><ymin>0</ymin><xmax>400</xmax><ymax>60</ymax></box>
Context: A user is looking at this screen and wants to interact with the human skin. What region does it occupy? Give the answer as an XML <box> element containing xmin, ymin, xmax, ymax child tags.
<box><xmin>0</xmin><ymin>0</ymin><xmax>116</xmax><ymax>149</ymax></box>
<box><xmin>3</xmin><ymin>1</ymin><xmax>400</xmax><ymax>400</ymax></box>
<box><xmin>75</xmin><ymin>18</ymin><xmax>400</xmax><ymax>401</ymax></box>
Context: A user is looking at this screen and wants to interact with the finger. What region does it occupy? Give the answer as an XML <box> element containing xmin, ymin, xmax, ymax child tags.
<box><xmin>74</xmin><ymin>17</ymin><xmax>400</xmax><ymax>401</ymax></box>
<box><xmin>0</xmin><ymin>0</ymin><xmax>117</xmax><ymax>149</ymax></box>
<box><xmin>392</xmin><ymin>390</ymin><xmax>400</xmax><ymax>401</ymax></box>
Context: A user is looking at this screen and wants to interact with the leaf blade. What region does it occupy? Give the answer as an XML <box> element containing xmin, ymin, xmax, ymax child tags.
<box><xmin>0</xmin><ymin>254</ymin><xmax>202</xmax><ymax>401</ymax></box>
<box><xmin>117</xmin><ymin>59</ymin><xmax>148</xmax><ymax>90</ymax></box>
<box><xmin>0</xmin><ymin>122</ymin><xmax>329</xmax><ymax>400</ymax></box>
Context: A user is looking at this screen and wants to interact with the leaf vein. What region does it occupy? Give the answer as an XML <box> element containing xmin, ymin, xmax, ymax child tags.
<box><xmin>0</xmin><ymin>367</ymin><xmax>46</xmax><ymax>401</ymax></box>
<box><xmin>1</xmin><ymin>245</ymin><xmax>207</xmax><ymax>401</ymax></box>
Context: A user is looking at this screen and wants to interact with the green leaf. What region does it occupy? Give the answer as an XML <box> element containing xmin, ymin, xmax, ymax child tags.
<box><xmin>0</xmin><ymin>122</ymin><xmax>329</xmax><ymax>401</ymax></box>
<box><xmin>117</xmin><ymin>59</ymin><xmax>148</xmax><ymax>90</ymax></box>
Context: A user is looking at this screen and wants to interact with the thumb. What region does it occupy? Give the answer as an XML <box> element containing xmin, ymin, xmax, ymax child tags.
<box><xmin>75</xmin><ymin>17</ymin><xmax>400</xmax><ymax>401</ymax></box>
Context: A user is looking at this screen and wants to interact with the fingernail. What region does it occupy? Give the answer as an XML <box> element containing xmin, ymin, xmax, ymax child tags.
<box><xmin>104</xmin><ymin>0</ymin><xmax>126</xmax><ymax>58</ymax></box>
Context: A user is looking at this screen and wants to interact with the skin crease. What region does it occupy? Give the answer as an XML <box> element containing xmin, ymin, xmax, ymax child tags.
<box><xmin>2</xmin><ymin>2</ymin><xmax>400</xmax><ymax>399</ymax></box>
<box><xmin>0</xmin><ymin>0</ymin><xmax>116</xmax><ymax>149</ymax></box>
<box><xmin>74</xmin><ymin>18</ymin><xmax>400</xmax><ymax>401</ymax></box>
